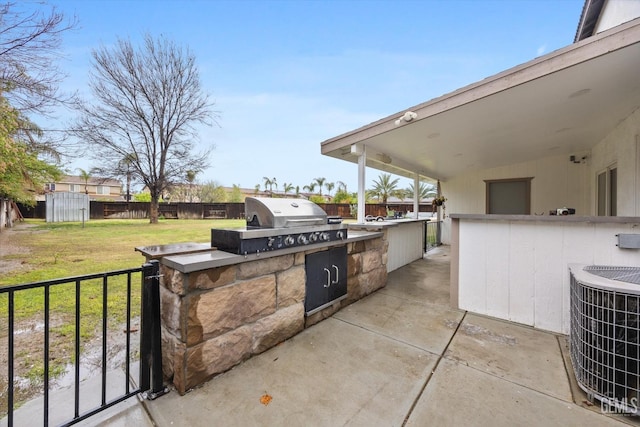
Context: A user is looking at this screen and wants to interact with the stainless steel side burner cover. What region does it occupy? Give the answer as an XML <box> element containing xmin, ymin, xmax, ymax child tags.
<box><xmin>245</xmin><ymin>197</ymin><xmax>327</xmax><ymax>228</ymax></box>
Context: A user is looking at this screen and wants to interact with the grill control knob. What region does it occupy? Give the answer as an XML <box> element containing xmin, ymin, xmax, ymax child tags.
<box><xmin>267</xmin><ymin>237</ymin><xmax>275</xmax><ymax>248</ymax></box>
<box><xmin>319</xmin><ymin>232</ymin><xmax>329</xmax><ymax>241</ymax></box>
<box><xmin>337</xmin><ymin>231</ymin><xmax>345</xmax><ymax>239</ymax></box>
<box><xmin>284</xmin><ymin>235</ymin><xmax>295</xmax><ymax>246</ymax></box>
<box><xmin>297</xmin><ymin>235</ymin><xmax>308</xmax><ymax>245</ymax></box>
<box><xmin>309</xmin><ymin>233</ymin><xmax>318</xmax><ymax>243</ymax></box>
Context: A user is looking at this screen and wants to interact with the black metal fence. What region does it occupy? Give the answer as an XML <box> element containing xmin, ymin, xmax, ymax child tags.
<box><xmin>424</xmin><ymin>221</ymin><xmax>442</xmax><ymax>252</ymax></box>
<box><xmin>0</xmin><ymin>261</ymin><xmax>167</xmax><ymax>426</ymax></box>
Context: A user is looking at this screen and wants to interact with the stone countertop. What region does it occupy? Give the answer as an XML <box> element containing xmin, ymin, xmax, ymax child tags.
<box><xmin>135</xmin><ymin>242</ymin><xmax>212</xmax><ymax>259</ymax></box>
<box><xmin>159</xmin><ymin>229</ymin><xmax>384</xmax><ymax>273</ymax></box>
<box><xmin>449</xmin><ymin>214</ymin><xmax>640</xmax><ymax>224</ymax></box>
<box><xmin>348</xmin><ymin>217</ymin><xmax>433</xmax><ymax>231</ymax></box>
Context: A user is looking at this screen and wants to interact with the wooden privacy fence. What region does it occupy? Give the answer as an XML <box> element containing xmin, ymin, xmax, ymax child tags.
<box><xmin>19</xmin><ymin>201</ymin><xmax>433</xmax><ymax>220</ymax></box>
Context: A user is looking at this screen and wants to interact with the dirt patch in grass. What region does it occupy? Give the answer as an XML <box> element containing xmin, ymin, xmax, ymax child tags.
<box><xmin>0</xmin><ymin>222</ymin><xmax>38</xmax><ymax>276</ymax></box>
<box><xmin>0</xmin><ymin>310</ymin><xmax>141</xmax><ymax>417</ymax></box>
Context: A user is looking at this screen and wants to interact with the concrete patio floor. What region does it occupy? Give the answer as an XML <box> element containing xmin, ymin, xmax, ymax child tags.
<box><xmin>9</xmin><ymin>246</ymin><xmax>640</xmax><ymax>426</ymax></box>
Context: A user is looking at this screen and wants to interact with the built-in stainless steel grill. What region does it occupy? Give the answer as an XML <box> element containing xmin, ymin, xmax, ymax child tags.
<box><xmin>211</xmin><ymin>197</ymin><xmax>347</xmax><ymax>255</ymax></box>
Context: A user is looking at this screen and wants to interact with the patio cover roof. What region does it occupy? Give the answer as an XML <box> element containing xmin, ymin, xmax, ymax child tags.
<box><xmin>321</xmin><ymin>18</ymin><xmax>640</xmax><ymax>183</ymax></box>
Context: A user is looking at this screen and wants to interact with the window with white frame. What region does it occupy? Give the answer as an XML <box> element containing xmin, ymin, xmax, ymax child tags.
<box><xmin>597</xmin><ymin>164</ymin><xmax>617</xmax><ymax>216</ymax></box>
<box><xmin>45</xmin><ymin>183</ymin><xmax>55</xmax><ymax>191</ymax></box>
<box><xmin>69</xmin><ymin>184</ymin><xmax>81</xmax><ymax>192</ymax></box>
<box><xmin>96</xmin><ymin>185</ymin><xmax>110</xmax><ymax>195</ymax></box>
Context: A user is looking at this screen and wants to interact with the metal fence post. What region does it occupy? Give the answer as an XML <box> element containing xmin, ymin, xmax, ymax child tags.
<box><xmin>141</xmin><ymin>260</ymin><xmax>169</xmax><ymax>399</ymax></box>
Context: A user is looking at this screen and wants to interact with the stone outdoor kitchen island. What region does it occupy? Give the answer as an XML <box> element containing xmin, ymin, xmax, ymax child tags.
<box><xmin>137</xmin><ymin>225</ymin><xmax>388</xmax><ymax>394</ymax></box>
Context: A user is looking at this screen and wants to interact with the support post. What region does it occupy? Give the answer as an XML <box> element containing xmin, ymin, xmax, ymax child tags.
<box><xmin>141</xmin><ymin>260</ymin><xmax>169</xmax><ymax>399</ymax></box>
<box><xmin>355</xmin><ymin>144</ymin><xmax>366</xmax><ymax>223</ymax></box>
<box><xmin>413</xmin><ymin>173</ymin><xmax>420</xmax><ymax>219</ymax></box>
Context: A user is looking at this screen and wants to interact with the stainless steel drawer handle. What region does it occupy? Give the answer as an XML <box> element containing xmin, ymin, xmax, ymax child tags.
<box><xmin>324</xmin><ymin>268</ymin><xmax>331</xmax><ymax>288</ymax></box>
<box><xmin>332</xmin><ymin>265</ymin><xmax>339</xmax><ymax>284</ymax></box>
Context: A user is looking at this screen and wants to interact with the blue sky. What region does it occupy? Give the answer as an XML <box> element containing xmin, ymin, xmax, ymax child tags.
<box><xmin>40</xmin><ymin>0</ymin><xmax>584</xmax><ymax>193</ymax></box>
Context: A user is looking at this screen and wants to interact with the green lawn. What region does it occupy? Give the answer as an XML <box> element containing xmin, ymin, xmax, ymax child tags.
<box><xmin>0</xmin><ymin>219</ymin><xmax>245</xmax><ymax>402</ymax></box>
<box><xmin>1</xmin><ymin>218</ymin><xmax>245</xmax><ymax>286</ymax></box>
<box><xmin>1</xmin><ymin>218</ymin><xmax>246</xmax><ymax>322</ymax></box>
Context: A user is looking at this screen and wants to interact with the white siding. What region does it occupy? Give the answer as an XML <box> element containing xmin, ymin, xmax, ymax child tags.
<box><xmin>457</xmin><ymin>218</ymin><xmax>640</xmax><ymax>334</ymax></box>
<box><xmin>590</xmin><ymin>107</ymin><xmax>640</xmax><ymax>217</ymax></box>
<box><xmin>386</xmin><ymin>221</ymin><xmax>425</xmax><ymax>272</ymax></box>
<box><xmin>440</xmin><ymin>108</ymin><xmax>640</xmax><ymax>245</ymax></box>
<box><xmin>440</xmin><ymin>151</ymin><xmax>591</xmax><ymax>244</ymax></box>
<box><xmin>596</xmin><ymin>0</ymin><xmax>640</xmax><ymax>35</ymax></box>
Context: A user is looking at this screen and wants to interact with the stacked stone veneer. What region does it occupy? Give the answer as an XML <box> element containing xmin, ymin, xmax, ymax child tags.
<box><xmin>159</xmin><ymin>233</ymin><xmax>388</xmax><ymax>394</ymax></box>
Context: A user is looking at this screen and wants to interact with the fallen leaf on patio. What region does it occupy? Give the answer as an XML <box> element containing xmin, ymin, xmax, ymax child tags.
<box><xmin>260</xmin><ymin>394</ymin><xmax>273</xmax><ymax>405</ymax></box>
<box><xmin>582</xmin><ymin>400</ymin><xmax>594</xmax><ymax>407</ymax></box>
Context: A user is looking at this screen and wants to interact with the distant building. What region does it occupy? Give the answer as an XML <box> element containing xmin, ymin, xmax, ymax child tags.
<box><xmin>41</xmin><ymin>175</ymin><xmax>123</xmax><ymax>201</ymax></box>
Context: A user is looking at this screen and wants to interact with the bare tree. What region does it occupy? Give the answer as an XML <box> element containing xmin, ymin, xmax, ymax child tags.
<box><xmin>0</xmin><ymin>2</ymin><xmax>76</xmax><ymax>115</ymax></box>
<box><xmin>74</xmin><ymin>34</ymin><xmax>215</xmax><ymax>223</ymax></box>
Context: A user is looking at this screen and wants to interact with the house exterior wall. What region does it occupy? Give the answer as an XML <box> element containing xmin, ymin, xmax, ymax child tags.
<box><xmin>589</xmin><ymin>107</ymin><xmax>640</xmax><ymax>216</ymax></box>
<box><xmin>453</xmin><ymin>216</ymin><xmax>640</xmax><ymax>334</ymax></box>
<box><xmin>439</xmin><ymin>107</ymin><xmax>640</xmax><ymax>244</ymax></box>
<box><xmin>440</xmin><ymin>151</ymin><xmax>591</xmax><ymax>244</ymax></box>
<box><xmin>42</xmin><ymin>176</ymin><xmax>123</xmax><ymax>201</ymax></box>
<box><xmin>596</xmin><ymin>0</ymin><xmax>640</xmax><ymax>36</ymax></box>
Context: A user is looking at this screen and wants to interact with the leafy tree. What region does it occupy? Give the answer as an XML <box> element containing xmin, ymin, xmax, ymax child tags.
<box><xmin>0</xmin><ymin>94</ymin><xmax>60</xmax><ymax>205</ymax></box>
<box><xmin>332</xmin><ymin>189</ymin><xmax>355</xmax><ymax>204</ymax></box>
<box><xmin>73</xmin><ymin>34</ymin><xmax>215</xmax><ymax>223</ymax></box>
<box><xmin>0</xmin><ymin>3</ymin><xmax>73</xmax><ymax>209</ymax></box>
<box><xmin>369</xmin><ymin>173</ymin><xmax>400</xmax><ymax>204</ymax></box>
<box><xmin>133</xmin><ymin>191</ymin><xmax>151</xmax><ymax>202</ymax></box>
<box><xmin>254</xmin><ymin>184</ymin><xmax>260</xmax><ymax>195</ymax></box>
<box><xmin>199</xmin><ymin>180</ymin><xmax>226</xmax><ymax>202</ymax></box>
<box><xmin>308</xmin><ymin>194</ymin><xmax>325</xmax><ymax>204</ymax></box>
<box><xmin>228</xmin><ymin>184</ymin><xmax>243</xmax><ymax>202</ymax></box>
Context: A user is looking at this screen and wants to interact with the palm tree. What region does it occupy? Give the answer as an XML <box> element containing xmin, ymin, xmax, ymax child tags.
<box><xmin>118</xmin><ymin>153</ymin><xmax>137</xmax><ymax>202</ymax></box>
<box><xmin>325</xmin><ymin>182</ymin><xmax>335</xmax><ymax>197</ymax></box>
<box><xmin>254</xmin><ymin>184</ymin><xmax>260</xmax><ymax>195</ymax></box>
<box><xmin>369</xmin><ymin>173</ymin><xmax>400</xmax><ymax>204</ymax></box>
<box><xmin>283</xmin><ymin>182</ymin><xmax>294</xmax><ymax>195</ymax></box>
<box><xmin>262</xmin><ymin>176</ymin><xmax>277</xmax><ymax>196</ymax></box>
<box><xmin>303</xmin><ymin>183</ymin><xmax>316</xmax><ymax>194</ymax></box>
<box><xmin>186</xmin><ymin>169</ymin><xmax>198</xmax><ymax>202</ymax></box>
<box><xmin>313</xmin><ymin>177</ymin><xmax>326</xmax><ymax>195</ymax></box>
<box><xmin>77</xmin><ymin>168</ymin><xmax>91</xmax><ymax>194</ymax></box>
<box><xmin>336</xmin><ymin>181</ymin><xmax>347</xmax><ymax>192</ymax></box>
<box><xmin>408</xmin><ymin>182</ymin><xmax>437</xmax><ymax>201</ymax></box>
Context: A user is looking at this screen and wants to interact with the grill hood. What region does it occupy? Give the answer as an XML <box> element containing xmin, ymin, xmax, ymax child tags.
<box><xmin>245</xmin><ymin>197</ymin><xmax>328</xmax><ymax>228</ymax></box>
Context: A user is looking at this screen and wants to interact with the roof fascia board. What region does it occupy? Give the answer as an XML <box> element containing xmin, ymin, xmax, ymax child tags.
<box><xmin>575</xmin><ymin>0</ymin><xmax>606</xmax><ymax>42</ymax></box>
